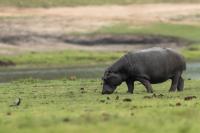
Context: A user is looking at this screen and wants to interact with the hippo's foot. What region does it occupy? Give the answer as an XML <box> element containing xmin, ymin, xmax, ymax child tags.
<box><xmin>127</xmin><ymin>90</ymin><xmax>133</xmax><ymax>94</ymax></box>
<box><xmin>147</xmin><ymin>90</ymin><xmax>153</xmax><ymax>93</ymax></box>
<box><xmin>177</xmin><ymin>89</ymin><xmax>183</xmax><ymax>92</ymax></box>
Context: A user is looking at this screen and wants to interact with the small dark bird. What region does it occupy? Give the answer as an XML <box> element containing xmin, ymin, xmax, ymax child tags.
<box><xmin>10</xmin><ymin>98</ymin><xmax>21</xmax><ymax>107</ymax></box>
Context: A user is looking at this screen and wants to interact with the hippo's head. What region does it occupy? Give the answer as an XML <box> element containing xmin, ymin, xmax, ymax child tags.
<box><xmin>102</xmin><ymin>70</ymin><xmax>123</xmax><ymax>94</ymax></box>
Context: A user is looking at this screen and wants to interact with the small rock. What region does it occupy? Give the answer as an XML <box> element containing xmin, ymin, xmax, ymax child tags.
<box><xmin>144</xmin><ymin>96</ymin><xmax>152</xmax><ymax>99</ymax></box>
<box><xmin>130</xmin><ymin>112</ymin><xmax>134</xmax><ymax>116</ymax></box>
<box><xmin>176</xmin><ymin>102</ymin><xmax>181</xmax><ymax>106</ymax></box>
<box><xmin>144</xmin><ymin>94</ymin><xmax>164</xmax><ymax>99</ymax></box>
<box><xmin>115</xmin><ymin>96</ymin><xmax>119</xmax><ymax>100</ymax></box>
<box><xmin>152</xmin><ymin>93</ymin><xmax>157</xmax><ymax>97</ymax></box>
<box><xmin>158</xmin><ymin>94</ymin><xmax>164</xmax><ymax>98</ymax></box>
<box><xmin>69</xmin><ymin>91</ymin><xmax>74</xmax><ymax>94</ymax></box>
<box><xmin>100</xmin><ymin>100</ymin><xmax>105</xmax><ymax>103</ymax></box>
<box><xmin>123</xmin><ymin>98</ymin><xmax>132</xmax><ymax>102</ymax></box>
<box><xmin>130</xmin><ymin>105</ymin><xmax>137</xmax><ymax>110</ymax></box>
<box><xmin>102</xmin><ymin>112</ymin><xmax>110</xmax><ymax>121</ymax></box>
<box><xmin>6</xmin><ymin>112</ymin><xmax>11</xmax><ymax>116</ymax></box>
<box><xmin>63</xmin><ymin>117</ymin><xmax>70</xmax><ymax>122</ymax></box>
<box><xmin>81</xmin><ymin>90</ymin><xmax>87</xmax><ymax>94</ymax></box>
<box><xmin>184</xmin><ymin>96</ymin><xmax>197</xmax><ymax>101</ymax></box>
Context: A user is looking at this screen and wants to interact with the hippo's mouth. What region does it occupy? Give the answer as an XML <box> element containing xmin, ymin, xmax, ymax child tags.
<box><xmin>102</xmin><ymin>84</ymin><xmax>116</xmax><ymax>94</ymax></box>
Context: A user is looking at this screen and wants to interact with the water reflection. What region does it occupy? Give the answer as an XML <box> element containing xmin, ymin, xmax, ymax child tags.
<box><xmin>0</xmin><ymin>63</ymin><xmax>199</xmax><ymax>83</ymax></box>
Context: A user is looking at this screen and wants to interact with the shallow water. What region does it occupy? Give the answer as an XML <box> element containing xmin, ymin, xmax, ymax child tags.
<box><xmin>0</xmin><ymin>66</ymin><xmax>105</xmax><ymax>83</ymax></box>
<box><xmin>0</xmin><ymin>63</ymin><xmax>199</xmax><ymax>83</ymax></box>
<box><xmin>185</xmin><ymin>62</ymin><xmax>200</xmax><ymax>80</ymax></box>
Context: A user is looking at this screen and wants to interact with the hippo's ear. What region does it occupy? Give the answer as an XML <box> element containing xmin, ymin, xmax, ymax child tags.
<box><xmin>106</xmin><ymin>70</ymin><xmax>112</xmax><ymax>74</ymax></box>
<box><xmin>106</xmin><ymin>73</ymin><xmax>122</xmax><ymax>86</ymax></box>
<box><xmin>103</xmin><ymin>70</ymin><xmax>111</xmax><ymax>80</ymax></box>
<box><xmin>108</xmin><ymin>70</ymin><xmax>112</xmax><ymax>73</ymax></box>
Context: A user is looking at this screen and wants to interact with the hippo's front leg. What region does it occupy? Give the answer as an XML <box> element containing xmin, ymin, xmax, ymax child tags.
<box><xmin>137</xmin><ymin>78</ymin><xmax>153</xmax><ymax>93</ymax></box>
<box><xmin>126</xmin><ymin>79</ymin><xmax>134</xmax><ymax>94</ymax></box>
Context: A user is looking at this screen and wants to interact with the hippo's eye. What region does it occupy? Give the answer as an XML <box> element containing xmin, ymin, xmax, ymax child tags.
<box><xmin>107</xmin><ymin>70</ymin><xmax>113</xmax><ymax>74</ymax></box>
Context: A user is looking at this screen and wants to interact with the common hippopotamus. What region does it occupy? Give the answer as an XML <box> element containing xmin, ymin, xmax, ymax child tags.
<box><xmin>102</xmin><ymin>47</ymin><xmax>186</xmax><ymax>94</ymax></box>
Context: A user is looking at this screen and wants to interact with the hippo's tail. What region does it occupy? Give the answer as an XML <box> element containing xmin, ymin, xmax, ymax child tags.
<box><xmin>180</xmin><ymin>54</ymin><xmax>186</xmax><ymax>71</ymax></box>
<box><xmin>182</xmin><ymin>61</ymin><xmax>186</xmax><ymax>71</ymax></box>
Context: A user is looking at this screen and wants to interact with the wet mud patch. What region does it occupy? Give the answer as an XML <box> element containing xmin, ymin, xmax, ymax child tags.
<box><xmin>0</xmin><ymin>33</ymin><xmax>189</xmax><ymax>47</ymax></box>
<box><xmin>0</xmin><ymin>34</ymin><xmax>63</xmax><ymax>45</ymax></box>
<box><xmin>0</xmin><ymin>60</ymin><xmax>15</xmax><ymax>66</ymax></box>
<box><xmin>63</xmin><ymin>34</ymin><xmax>189</xmax><ymax>46</ymax></box>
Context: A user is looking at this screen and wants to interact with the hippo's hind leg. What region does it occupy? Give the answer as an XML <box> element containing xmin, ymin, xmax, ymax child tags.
<box><xmin>169</xmin><ymin>72</ymin><xmax>181</xmax><ymax>92</ymax></box>
<box><xmin>137</xmin><ymin>78</ymin><xmax>153</xmax><ymax>93</ymax></box>
<box><xmin>177</xmin><ymin>76</ymin><xmax>184</xmax><ymax>91</ymax></box>
<box><xmin>126</xmin><ymin>79</ymin><xmax>134</xmax><ymax>94</ymax></box>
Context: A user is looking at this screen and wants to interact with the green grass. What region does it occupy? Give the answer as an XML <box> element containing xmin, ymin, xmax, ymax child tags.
<box><xmin>96</xmin><ymin>23</ymin><xmax>200</xmax><ymax>42</ymax></box>
<box><xmin>0</xmin><ymin>0</ymin><xmax>200</xmax><ymax>7</ymax></box>
<box><xmin>182</xmin><ymin>44</ymin><xmax>200</xmax><ymax>61</ymax></box>
<box><xmin>0</xmin><ymin>78</ymin><xmax>200</xmax><ymax>133</ymax></box>
<box><xmin>0</xmin><ymin>50</ymin><xmax>123</xmax><ymax>68</ymax></box>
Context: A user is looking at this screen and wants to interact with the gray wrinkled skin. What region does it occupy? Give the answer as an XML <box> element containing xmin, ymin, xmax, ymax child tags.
<box><xmin>102</xmin><ymin>47</ymin><xmax>186</xmax><ymax>94</ymax></box>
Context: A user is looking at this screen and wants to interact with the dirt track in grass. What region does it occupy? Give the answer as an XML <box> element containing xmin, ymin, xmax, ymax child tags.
<box><xmin>0</xmin><ymin>4</ymin><xmax>200</xmax><ymax>54</ymax></box>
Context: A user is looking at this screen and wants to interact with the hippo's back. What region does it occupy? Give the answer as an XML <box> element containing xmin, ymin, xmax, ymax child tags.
<box><xmin>126</xmin><ymin>47</ymin><xmax>186</xmax><ymax>83</ymax></box>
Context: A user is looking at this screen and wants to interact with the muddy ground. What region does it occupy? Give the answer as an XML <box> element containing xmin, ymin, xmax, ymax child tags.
<box><xmin>0</xmin><ymin>4</ymin><xmax>200</xmax><ymax>54</ymax></box>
